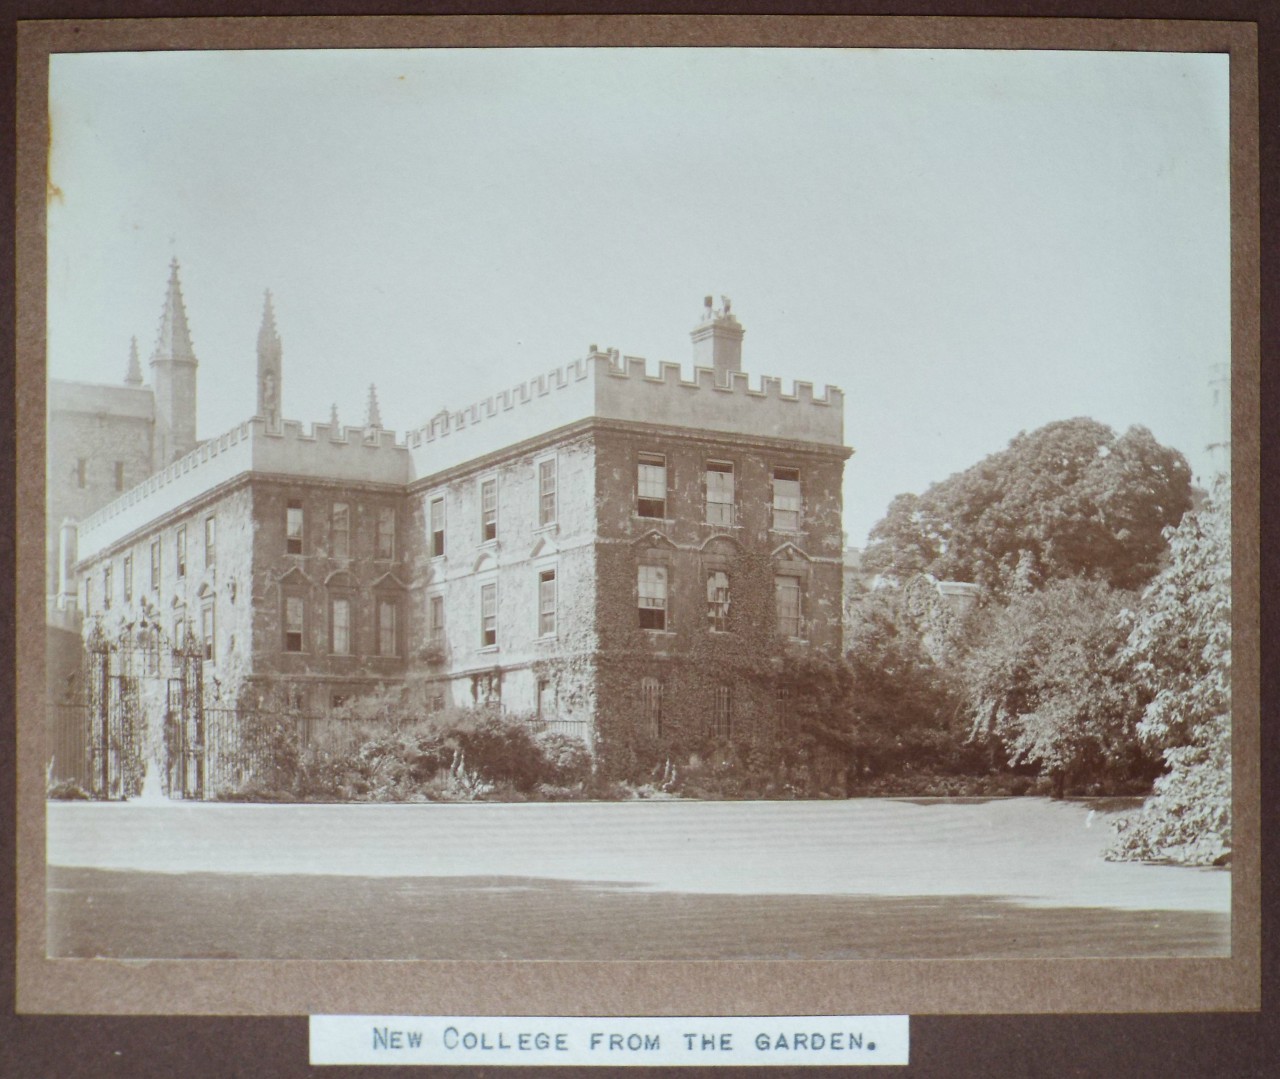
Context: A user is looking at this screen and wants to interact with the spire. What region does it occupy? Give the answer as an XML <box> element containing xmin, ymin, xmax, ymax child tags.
<box><xmin>330</xmin><ymin>403</ymin><xmax>340</xmax><ymax>427</ymax></box>
<box><xmin>365</xmin><ymin>383</ymin><xmax>383</xmax><ymax>429</ymax></box>
<box><xmin>256</xmin><ymin>289</ymin><xmax>283</xmax><ymax>424</ymax></box>
<box><xmin>124</xmin><ymin>336</ymin><xmax>143</xmax><ymax>386</ymax></box>
<box><xmin>150</xmin><ymin>258</ymin><xmax>197</xmax><ymax>367</ymax></box>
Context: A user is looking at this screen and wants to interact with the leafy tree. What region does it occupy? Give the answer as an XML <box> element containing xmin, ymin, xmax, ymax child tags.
<box><xmin>841</xmin><ymin>589</ymin><xmax>973</xmax><ymax>782</ymax></box>
<box><xmin>863</xmin><ymin>419</ymin><xmax>1192</xmax><ymax>596</ymax></box>
<box><xmin>1108</xmin><ymin>486</ymin><xmax>1231</xmax><ymax>864</ymax></box>
<box><xmin>960</xmin><ymin>577</ymin><xmax>1155</xmax><ymax>797</ymax></box>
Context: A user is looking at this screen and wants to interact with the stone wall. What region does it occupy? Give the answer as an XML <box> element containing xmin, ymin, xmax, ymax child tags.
<box><xmin>409</xmin><ymin>432</ymin><xmax>599</xmax><ymax>733</ymax></box>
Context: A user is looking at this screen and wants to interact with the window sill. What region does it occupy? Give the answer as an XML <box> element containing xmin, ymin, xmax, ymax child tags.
<box><xmin>534</xmin><ymin>522</ymin><xmax>559</xmax><ymax>535</ymax></box>
<box><xmin>641</xmin><ymin>629</ymin><xmax>677</xmax><ymax>637</ymax></box>
<box><xmin>633</xmin><ymin>515</ymin><xmax>674</xmax><ymax>526</ymax></box>
<box><xmin>477</xmin><ymin>645</ymin><xmax>500</xmax><ymax>655</ymax></box>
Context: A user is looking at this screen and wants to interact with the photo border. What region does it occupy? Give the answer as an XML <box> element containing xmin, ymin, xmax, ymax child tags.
<box><xmin>13</xmin><ymin>13</ymin><xmax>1261</xmax><ymax>1019</ymax></box>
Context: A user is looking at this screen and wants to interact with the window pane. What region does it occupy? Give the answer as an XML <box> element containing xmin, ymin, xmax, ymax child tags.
<box><xmin>638</xmin><ymin>565</ymin><xmax>667</xmax><ymax>629</ymax></box>
<box><xmin>378</xmin><ymin>599</ymin><xmax>397</xmax><ymax>656</ymax></box>
<box><xmin>377</xmin><ymin>506</ymin><xmax>396</xmax><ymax>559</ymax></box>
<box><xmin>429</xmin><ymin>595</ymin><xmax>445</xmax><ymax>643</ymax></box>
<box><xmin>430</xmin><ymin>498</ymin><xmax>445</xmax><ymax>557</ymax></box>
<box><xmin>776</xmin><ymin>576</ymin><xmax>802</xmax><ymax>637</ymax></box>
<box><xmin>707</xmin><ymin>570</ymin><xmax>730</xmax><ymax>630</ymax></box>
<box><xmin>481</xmin><ymin>582</ymin><xmax>497</xmax><ymax>645</ymax></box>
<box><xmin>539</xmin><ymin>459</ymin><xmax>557</xmax><ymax>526</ymax></box>
<box><xmin>539</xmin><ymin>570</ymin><xmax>556</xmax><ymax>635</ymax></box>
<box><xmin>331</xmin><ymin>502</ymin><xmax>350</xmax><ymax>558</ymax></box>
<box><xmin>332</xmin><ymin>597</ymin><xmax>350</xmax><ymax>655</ymax></box>
<box><xmin>772</xmin><ymin>468</ymin><xmax>801</xmax><ymax>530</ymax></box>
<box><xmin>481</xmin><ymin>480</ymin><xmax>497</xmax><ymax>540</ymax></box>
<box><xmin>287</xmin><ymin>502</ymin><xmax>304</xmax><ymax>553</ymax></box>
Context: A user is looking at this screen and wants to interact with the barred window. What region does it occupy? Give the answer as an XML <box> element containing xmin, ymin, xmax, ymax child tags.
<box><xmin>539</xmin><ymin>458</ymin><xmax>557</xmax><ymax>527</ymax></box>
<box><xmin>638</xmin><ymin>565</ymin><xmax>667</xmax><ymax>630</ymax></box>
<box><xmin>641</xmin><ymin>677</ymin><xmax>664</xmax><ymax>738</ymax></box>
<box><xmin>480</xmin><ymin>582</ymin><xmax>497</xmax><ymax>646</ymax></box>
<box><xmin>330</xmin><ymin>596</ymin><xmax>351</xmax><ymax>655</ymax></box>
<box><xmin>480</xmin><ymin>479</ymin><xmax>498</xmax><ymax>542</ymax></box>
<box><xmin>538</xmin><ymin>569</ymin><xmax>557</xmax><ymax>636</ymax></box>
<box><xmin>330</xmin><ymin>502</ymin><xmax>350</xmax><ymax>559</ymax></box>
<box><xmin>772</xmin><ymin>467</ymin><xmax>802</xmax><ymax>531</ymax></box>
<box><xmin>286</xmin><ymin>501</ymin><xmax>304</xmax><ymax>554</ymax></box>
<box><xmin>775</xmin><ymin>685</ymin><xmax>793</xmax><ymax>731</ymax></box>
<box><xmin>376</xmin><ymin>506</ymin><xmax>396</xmax><ymax>560</ymax></box>
<box><xmin>430</xmin><ymin>497</ymin><xmax>446</xmax><ymax>557</ymax></box>
<box><xmin>714</xmin><ymin>684</ymin><xmax>732</xmax><ymax>738</ymax></box>
<box><xmin>706</xmin><ymin>570</ymin><xmax>730</xmax><ymax>631</ymax></box>
<box><xmin>637</xmin><ymin>453</ymin><xmax>667</xmax><ymax>518</ymax></box>
<box><xmin>776</xmin><ymin>575</ymin><xmax>803</xmax><ymax>638</ymax></box>
<box><xmin>705</xmin><ymin>461</ymin><xmax>735</xmax><ymax>526</ymax></box>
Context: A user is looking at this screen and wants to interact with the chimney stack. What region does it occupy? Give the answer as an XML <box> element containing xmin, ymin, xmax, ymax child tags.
<box><xmin>691</xmin><ymin>295</ymin><xmax>744</xmax><ymax>385</ymax></box>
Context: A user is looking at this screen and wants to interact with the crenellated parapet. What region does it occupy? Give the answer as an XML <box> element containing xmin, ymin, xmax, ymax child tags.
<box><xmin>407</xmin><ymin>351</ymin><xmax>844</xmax><ymax>478</ymax></box>
<box><xmin>76</xmin><ymin>415</ymin><xmax>412</xmax><ymax>562</ymax></box>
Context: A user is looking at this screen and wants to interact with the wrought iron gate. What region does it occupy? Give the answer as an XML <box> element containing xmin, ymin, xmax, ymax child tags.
<box><xmin>55</xmin><ymin>622</ymin><xmax>207</xmax><ymax>800</ymax></box>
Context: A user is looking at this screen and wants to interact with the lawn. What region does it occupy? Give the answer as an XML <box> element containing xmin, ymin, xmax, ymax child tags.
<box><xmin>46</xmin><ymin>797</ymin><xmax>1229</xmax><ymax>960</ymax></box>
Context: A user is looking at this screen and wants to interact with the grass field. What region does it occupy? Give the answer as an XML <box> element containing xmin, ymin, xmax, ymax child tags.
<box><xmin>46</xmin><ymin>797</ymin><xmax>1229</xmax><ymax>960</ymax></box>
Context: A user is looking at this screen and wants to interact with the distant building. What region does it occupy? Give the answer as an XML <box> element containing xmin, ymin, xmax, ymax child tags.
<box><xmin>60</xmin><ymin>276</ymin><xmax>851</xmax><ymax>762</ymax></box>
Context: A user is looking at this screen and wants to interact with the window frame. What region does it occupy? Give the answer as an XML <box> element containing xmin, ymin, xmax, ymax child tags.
<box><xmin>114</xmin><ymin>461</ymin><xmax>126</xmax><ymax>492</ymax></box>
<box><xmin>123</xmin><ymin>554</ymin><xmax>133</xmax><ymax>603</ymax></box>
<box><xmin>538</xmin><ymin>457</ymin><xmax>557</xmax><ymax>527</ymax></box>
<box><xmin>480</xmin><ymin>478</ymin><xmax>498</xmax><ymax>543</ymax></box>
<box><xmin>103</xmin><ymin>563</ymin><xmax>113</xmax><ymax>609</ymax></box>
<box><xmin>704</xmin><ymin>460</ymin><xmax>736</xmax><ymax>526</ymax></box>
<box><xmin>771</xmin><ymin>466</ymin><xmax>802</xmax><ymax>532</ymax></box>
<box><xmin>638</xmin><ymin>564</ymin><xmax>668</xmax><ymax>631</ymax></box>
<box><xmin>429</xmin><ymin>497</ymin><xmax>446</xmax><ymax>558</ymax></box>
<box><xmin>329</xmin><ymin>594</ymin><xmax>353</xmax><ymax>656</ymax></box>
<box><xmin>286</xmin><ymin>500</ymin><xmax>305</xmax><ymax>555</ymax></box>
<box><xmin>376</xmin><ymin>505</ymin><xmax>397</xmax><ymax>560</ymax></box>
<box><xmin>636</xmin><ymin>452</ymin><xmax>668</xmax><ymax>519</ymax></box>
<box><xmin>775</xmin><ymin>574</ymin><xmax>804</xmax><ymax>638</ymax></box>
<box><xmin>706</xmin><ymin>569</ymin><xmax>730</xmax><ymax>631</ymax></box>
<box><xmin>641</xmin><ymin>676</ymin><xmax>664</xmax><ymax>738</ymax></box>
<box><xmin>428</xmin><ymin>593</ymin><xmax>446</xmax><ymax>646</ymax></box>
<box><xmin>375</xmin><ymin>594</ymin><xmax>400</xmax><ymax>658</ymax></box>
<box><xmin>283</xmin><ymin>593</ymin><xmax>306</xmax><ymax>653</ymax></box>
<box><xmin>538</xmin><ymin>568</ymin><xmax>557</xmax><ymax>637</ymax></box>
<box><xmin>175</xmin><ymin>525</ymin><xmax>187</xmax><ymax>578</ymax></box>
<box><xmin>480</xmin><ymin>581</ymin><xmax>498</xmax><ymax>648</ymax></box>
<box><xmin>330</xmin><ymin>501</ymin><xmax>350</xmax><ymax>560</ymax></box>
<box><xmin>150</xmin><ymin>539</ymin><xmax>160</xmax><ymax>592</ymax></box>
<box><xmin>201</xmin><ymin>601</ymin><xmax>216</xmax><ymax>663</ymax></box>
<box><xmin>714</xmin><ymin>684</ymin><xmax>733</xmax><ymax>739</ymax></box>
<box><xmin>204</xmin><ymin>515</ymin><xmax>216</xmax><ymax>568</ymax></box>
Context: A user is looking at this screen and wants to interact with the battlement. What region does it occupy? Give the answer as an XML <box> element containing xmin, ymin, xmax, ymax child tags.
<box><xmin>76</xmin><ymin>414</ymin><xmax>412</xmax><ymax>561</ymax></box>
<box><xmin>407</xmin><ymin>351</ymin><xmax>844</xmax><ymax>478</ymax></box>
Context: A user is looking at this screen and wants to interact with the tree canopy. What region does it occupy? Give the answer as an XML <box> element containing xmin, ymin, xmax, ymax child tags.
<box><xmin>1108</xmin><ymin>484</ymin><xmax>1231</xmax><ymax>864</ymax></box>
<box><xmin>862</xmin><ymin>419</ymin><xmax>1192</xmax><ymax>595</ymax></box>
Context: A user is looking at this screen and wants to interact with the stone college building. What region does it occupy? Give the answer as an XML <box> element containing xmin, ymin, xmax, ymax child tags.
<box><xmin>51</xmin><ymin>264</ymin><xmax>851</xmax><ymax>764</ymax></box>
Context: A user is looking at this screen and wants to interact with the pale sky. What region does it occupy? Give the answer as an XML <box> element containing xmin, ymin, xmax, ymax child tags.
<box><xmin>46</xmin><ymin>48</ymin><xmax>1230</xmax><ymax>545</ymax></box>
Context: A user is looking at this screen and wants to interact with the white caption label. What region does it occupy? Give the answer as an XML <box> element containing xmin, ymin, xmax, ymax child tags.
<box><xmin>310</xmin><ymin>1014</ymin><xmax>908</xmax><ymax>1066</ymax></box>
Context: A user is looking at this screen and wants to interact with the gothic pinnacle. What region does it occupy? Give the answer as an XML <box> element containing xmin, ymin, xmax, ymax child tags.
<box><xmin>124</xmin><ymin>336</ymin><xmax>143</xmax><ymax>386</ymax></box>
<box><xmin>151</xmin><ymin>258</ymin><xmax>197</xmax><ymax>366</ymax></box>
<box><xmin>365</xmin><ymin>383</ymin><xmax>383</xmax><ymax>429</ymax></box>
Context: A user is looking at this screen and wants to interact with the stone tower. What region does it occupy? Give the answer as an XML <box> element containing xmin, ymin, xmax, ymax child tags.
<box><xmin>149</xmin><ymin>259</ymin><xmax>199</xmax><ymax>470</ymax></box>
<box><xmin>691</xmin><ymin>294</ymin><xmax>745</xmax><ymax>385</ymax></box>
<box><xmin>257</xmin><ymin>290</ymin><xmax>283</xmax><ymax>427</ymax></box>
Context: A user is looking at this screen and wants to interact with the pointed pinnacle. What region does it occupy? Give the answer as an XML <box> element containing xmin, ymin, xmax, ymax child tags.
<box><xmin>124</xmin><ymin>336</ymin><xmax>143</xmax><ymax>386</ymax></box>
<box><xmin>365</xmin><ymin>383</ymin><xmax>383</xmax><ymax>429</ymax></box>
<box><xmin>151</xmin><ymin>259</ymin><xmax>197</xmax><ymax>365</ymax></box>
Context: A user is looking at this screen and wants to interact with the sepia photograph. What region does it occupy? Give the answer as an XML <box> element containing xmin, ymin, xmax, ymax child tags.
<box><xmin>15</xmin><ymin>16</ymin><xmax>1259</xmax><ymax>1020</ymax></box>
